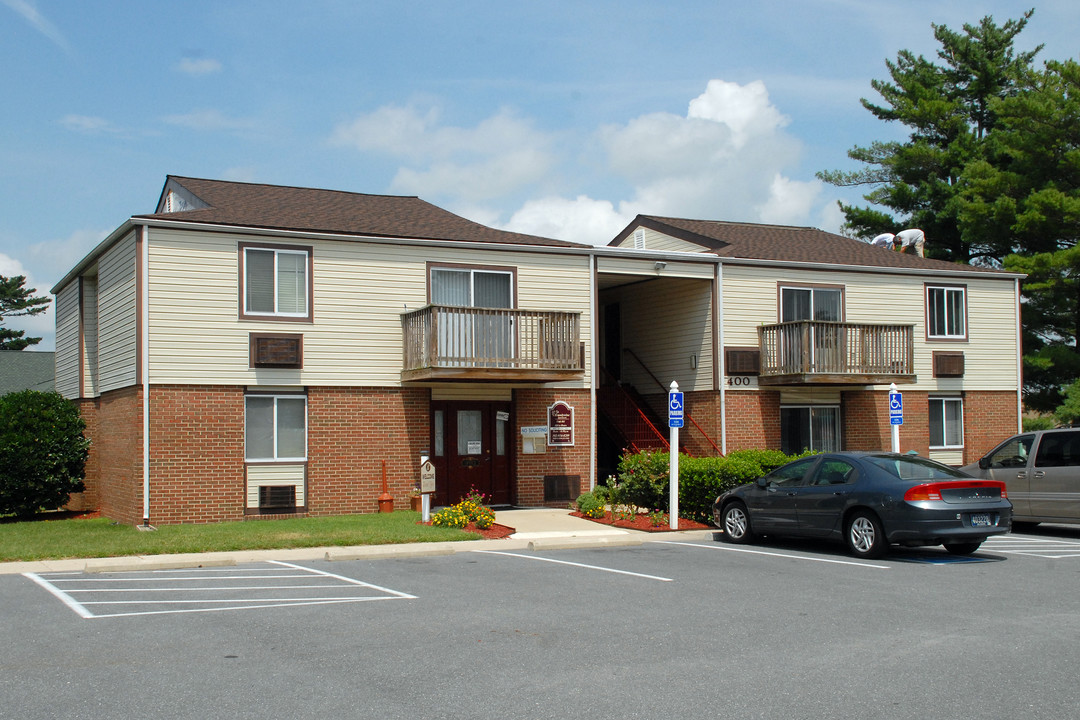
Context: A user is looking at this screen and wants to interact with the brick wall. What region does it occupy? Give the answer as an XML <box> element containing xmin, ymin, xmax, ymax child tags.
<box><xmin>724</xmin><ymin>390</ymin><xmax>781</xmax><ymax>452</ymax></box>
<box><xmin>148</xmin><ymin>385</ymin><xmax>245</xmax><ymax>524</ymax></box>
<box><xmin>960</xmin><ymin>390</ymin><xmax>1019</xmax><ymax>464</ymax></box>
<box><xmin>306</xmin><ymin>386</ymin><xmax>429</xmax><ymax>516</ymax></box>
<box><xmin>514</xmin><ymin>388</ymin><xmax>591</xmax><ymax>506</ymax></box>
<box><xmin>95</xmin><ymin>387</ymin><xmax>143</xmax><ymax>524</ymax></box>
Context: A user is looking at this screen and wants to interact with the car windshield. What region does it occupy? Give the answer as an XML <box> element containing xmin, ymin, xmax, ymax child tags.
<box><xmin>863</xmin><ymin>455</ymin><xmax>968</xmax><ymax>481</ymax></box>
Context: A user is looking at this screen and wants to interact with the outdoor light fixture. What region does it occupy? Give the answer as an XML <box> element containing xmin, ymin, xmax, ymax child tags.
<box><xmin>654</xmin><ymin>261</ymin><xmax>667</xmax><ymax>271</ymax></box>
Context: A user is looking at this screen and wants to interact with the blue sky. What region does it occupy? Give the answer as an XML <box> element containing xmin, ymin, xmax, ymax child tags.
<box><xmin>2</xmin><ymin>0</ymin><xmax>1077</xmax><ymax>349</ymax></box>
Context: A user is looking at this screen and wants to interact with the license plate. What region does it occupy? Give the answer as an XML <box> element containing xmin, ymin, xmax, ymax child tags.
<box><xmin>970</xmin><ymin>513</ymin><xmax>992</xmax><ymax>527</ymax></box>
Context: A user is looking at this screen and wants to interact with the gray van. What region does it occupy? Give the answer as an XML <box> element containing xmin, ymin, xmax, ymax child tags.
<box><xmin>961</xmin><ymin>429</ymin><xmax>1080</xmax><ymax>526</ymax></box>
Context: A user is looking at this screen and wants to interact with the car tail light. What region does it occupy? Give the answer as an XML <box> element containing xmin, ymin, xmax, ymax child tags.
<box><xmin>905</xmin><ymin>484</ymin><xmax>942</xmax><ymax>502</ymax></box>
<box><xmin>904</xmin><ymin>480</ymin><xmax>1007</xmax><ymax>502</ymax></box>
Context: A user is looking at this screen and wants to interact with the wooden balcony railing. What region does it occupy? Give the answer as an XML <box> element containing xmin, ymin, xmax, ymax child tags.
<box><xmin>757</xmin><ymin>321</ymin><xmax>916</xmax><ymax>385</ymax></box>
<box><xmin>401</xmin><ymin>305</ymin><xmax>584</xmax><ymax>382</ymax></box>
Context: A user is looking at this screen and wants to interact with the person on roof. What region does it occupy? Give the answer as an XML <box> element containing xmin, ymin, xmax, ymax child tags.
<box><xmin>896</xmin><ymin>228</ymin><xmax>925</xmax><ymax>256</ymax></box>
<box><xmin>871</xmin><ymin>232</ymin><xmax>895</xmax><ymax>248</ymax></box>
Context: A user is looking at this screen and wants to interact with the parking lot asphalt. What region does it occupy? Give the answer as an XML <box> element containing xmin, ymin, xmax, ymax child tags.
<box><xmin>6</xmin><ymin>523</ymin><xmax>1080</xmax><ymax>720</ymax></box>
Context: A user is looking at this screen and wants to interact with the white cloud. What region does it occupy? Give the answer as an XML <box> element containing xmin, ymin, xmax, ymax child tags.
<box><xmin>687</xmin><ymin>79</ymin><xmax>789</xmax><ymax>149</ymax></box>
<box><xmin>334</xmin><ymin>79</ymin><xmax>845</xmax><ymax>242</ymax></box>
<box><xmin>753</xmin><ymin>174</ymin><xmax>823</xmax><ymax>226</ymax></box>
<box><xmin>331</xmin><ymin>104</ymin><xmax>556</xmax><ymax>200</ymax></box>
<box><xmin>176</xmin><ymin>57</ymin><xmax>222</xmax><ymax>76</ymax></box>
<box><xmin>505</xmin><ymin>196</ymin><xmax>635</xmax><ymax>247</ymax></box>
<box><xmin>61</xmin><ymin>114</ymin><xmax>120</xmax><ymax>134</ymax></box>
<box><xmin>2</xmin><ymin>0</ymin><xmax>72</xmax><ymax>54</ymax></box>
<box><xmin>161</xmin><ymin>109</ymin><xmax>254</xmax><ymax>132</ymax></box>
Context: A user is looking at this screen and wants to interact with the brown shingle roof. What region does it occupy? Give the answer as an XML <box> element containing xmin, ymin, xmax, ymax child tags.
<box><xmin>617</xmin><ymin>216</ymin><xmax>1005</xmax><ymax>274</ymax></box>
<box><xmin>135</xmin><ymin>176</ymin><xmax>584</xmax><ymax>248</ymax></box>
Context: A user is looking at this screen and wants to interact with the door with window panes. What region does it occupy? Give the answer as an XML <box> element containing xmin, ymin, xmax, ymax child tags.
<box><xmin>430</xmin><ymin>401</ymin><xmax>512</xmax><ymax>507</ymax></box>
<box><xmin>430</xmin><ymin>268</ymin><xmax>513</xmax><ymax>366</ymax></box>
<box><xmin>780</xmin><ymin>287</ymin><xmax>842</xmax><ymax>372</ymax></box>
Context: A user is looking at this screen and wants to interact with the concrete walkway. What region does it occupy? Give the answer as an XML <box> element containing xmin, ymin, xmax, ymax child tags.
<box><xmin>0</xmin><ymin>508</ymin><xmax>716</xmax><ymax>576</ymax></box>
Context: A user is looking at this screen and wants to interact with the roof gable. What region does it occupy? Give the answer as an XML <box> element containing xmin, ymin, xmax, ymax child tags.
<box><xmin>137</xmin><ymin>176</ymin><xmax>584</xmax><ymax>248</ymax></box>
<box><xmin>613</xmin><ymin>215</ymin><xmax>1006</xmax><ymax>275</ymax></box>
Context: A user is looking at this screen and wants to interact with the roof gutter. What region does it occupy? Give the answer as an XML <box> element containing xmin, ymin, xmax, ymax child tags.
<box><xmin>50</xmin><ymin>219</ymin><xmax>136</xmax><ymax>294</ymax></box>
<box><xmin>714</xmin><ymin>255</ymin><xmax>1026</xmax><ymax>280</ymax></box>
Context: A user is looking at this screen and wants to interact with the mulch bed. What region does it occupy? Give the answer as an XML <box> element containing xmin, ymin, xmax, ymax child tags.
<box><xmin>570</xmin><ymin>511</ymin><xmax>712</xmax><ymax>532</ymax></box>
<box><xmin>418</xmin><ymin>521</ymin><xmax>516</xmax><ymax>539</ymax></box>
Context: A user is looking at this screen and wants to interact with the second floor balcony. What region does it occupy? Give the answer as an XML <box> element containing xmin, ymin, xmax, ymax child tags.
<box><xmin>758</xmin><ymin>320</ymin><xmax>916</xmax><ymax>385</ymax></box>
<box><xmin>401</xmin><ymin>305</ymin><xmax>585</xmax><ymax>382</ymax></box>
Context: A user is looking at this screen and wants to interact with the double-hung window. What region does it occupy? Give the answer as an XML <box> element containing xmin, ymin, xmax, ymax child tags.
<box><xmin>926</xmin><ymin>285</ymin><xmax>966</xmax><ymax>340</ymax></box>
<box><xmin>241</xmin><ymin>244</ymin><xmax>311</xmax><ymax>320</ymax></box>
<box><xmin>245</xmin><ymin>394</ymin><xmax>307</xmax><ymax>461</ymax></box>
<box><xmin>929</xmin><ymin>397</ymin><xmax>963</xmax><ymax>449</ymax></box>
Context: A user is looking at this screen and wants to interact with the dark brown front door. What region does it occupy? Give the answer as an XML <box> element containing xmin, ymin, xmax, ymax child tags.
<box><xmin>431</xmin><ymin>401</ymin><xmax>513</xmax><ymax>507</ymax></box>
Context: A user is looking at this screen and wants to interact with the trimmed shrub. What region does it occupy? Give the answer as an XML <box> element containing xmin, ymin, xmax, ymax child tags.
<box><xmin>615</xmin><ymin>450</ymin><xmax>670</xmax><ymax>511</ymax></box>
<box><xmin>614</xmin><ymin>447</ymin><xmax>815</xmax><ymax>524</ymax></box>
<box><xmin>0</xmin><ymin>390</ymin><xmax>90</xmax><ymax>518</ymax></box>
<box><xmin>575</xmin><ymin>490</ymin><xmax>606</xmax><ymax>518</ymax></box>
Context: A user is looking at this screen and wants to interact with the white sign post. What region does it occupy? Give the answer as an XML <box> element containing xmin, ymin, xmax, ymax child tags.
<box><xmin>420</xmin><ymin>458</ymin><xmax>436</xmax><ymax>523</ymax></box>
<box><xmin>668</xmin><ymin>380</ymin><xmax>684</xmax><ymax>530</ymax></box>
<box><xmin>888</xmin><ymin>383</ymin><xmax>903</xmax><ymax>454</ymax></box>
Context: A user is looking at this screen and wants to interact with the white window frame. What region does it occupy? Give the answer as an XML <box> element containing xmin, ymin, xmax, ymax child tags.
<box><xmin>926</xmin><ymin>285</ymin><xmax>967</xmax><ymax>340</ymax></box>
<box><xmin>929</xmin><ymin>396</ymin><xmax>964</xmax><ymax>449</ymax></box>
<box><xmin>241</xmin><ymin>245</ymin><xmax>311</xmax><ymax>319</ymax></box>
<box><xmin>244</xmin><ymin>394</ymin><xmax>308</xmax><ymax>462</ymax></box>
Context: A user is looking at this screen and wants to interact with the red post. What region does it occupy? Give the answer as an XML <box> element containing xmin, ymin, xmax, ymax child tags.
<box><xmin>378</xmin><ymin>460</ymin><xmax>394</xmax><ymax>513</ymax></box>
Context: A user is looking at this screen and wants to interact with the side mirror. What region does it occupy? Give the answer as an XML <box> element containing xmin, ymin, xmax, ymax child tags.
<box><xmin>756</xmin><ymin>477</ymin><xmax>769</xmax><ymax>488</ymax></box>
<box><xmin>978</xmin><ymin>457</ymin><xmax>990</xmax><ymax>470</ymax></box>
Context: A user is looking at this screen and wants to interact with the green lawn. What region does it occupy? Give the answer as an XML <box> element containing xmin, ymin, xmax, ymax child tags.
<box><xmin>0</xmin><ymin>511</ymin><xmax>480</xmax><ymax>562</ymax></box>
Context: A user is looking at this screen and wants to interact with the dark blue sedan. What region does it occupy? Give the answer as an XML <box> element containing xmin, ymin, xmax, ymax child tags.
<box><xmin>712</xmin><ymin>452</ymin><xmax>1012</xmax><ymax>558</ymax></box>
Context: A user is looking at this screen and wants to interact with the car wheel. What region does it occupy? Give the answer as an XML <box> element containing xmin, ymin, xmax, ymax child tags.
<box><xmin>944</xmin><ymin>541</ymin><xmax>982</xmax><ymax>556</ymax></box>
<box><xmin>845</xmin><ymin>511</ymin><xmax>886</xmax><ymax>559</ymax></box>
<box><xmin>721</xmin><ymin>502</ymin><xmax>753</xmax><ymax>544</ymax></box>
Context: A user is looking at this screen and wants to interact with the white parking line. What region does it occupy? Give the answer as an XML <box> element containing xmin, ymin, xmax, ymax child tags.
<box><xmin>24</xmin><ymin>560</ymin><xmax>415</xmax><ymax>619</ymax></box>
<box><xmin>475</xmin><ymin>550</ymin><xmax>673</xmax><ymax>581</ymax></box>
<box><xmin>983</xmin><ymin>535</ymin><xmax>1080</xmax><ymax>559</ymax></box>
<box><xmin>654</xmin><ymin>541</ymin><xmax>891</xmax><ymax>569</ymax></box>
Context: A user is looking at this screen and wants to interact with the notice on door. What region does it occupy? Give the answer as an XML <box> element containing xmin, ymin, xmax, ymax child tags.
<box><xmin>467</xmin><ymin>440</ymin><xmax>482</xmax><ymax>455</ymax></box>
<box><xmin>547</xmin><ymin>401</ymin><xmax>574</xmax><ymax>446</ymax></box>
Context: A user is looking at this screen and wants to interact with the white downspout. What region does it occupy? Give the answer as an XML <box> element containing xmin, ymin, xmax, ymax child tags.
<box><xmin>589</xmin><ymin>252</ymin><xmax>597</xmax><ymax>491</ymax></box>
<box><xmin>717</xmin><ymin>262</ymin><xmax>727</xmax><ymax>455</ymax></box>
<box><xmin>141</xmin><ymin>224</ymin><xmax>151</xmax><ymax>526</ymax></box>
<box><xmin>1015</xmin><ymin>277</ymin><xmax>1023</xmax><ymax>434</ymax></box>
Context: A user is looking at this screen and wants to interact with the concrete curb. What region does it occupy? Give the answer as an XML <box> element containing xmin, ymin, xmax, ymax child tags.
<box><xmin>1</xmin><ymin>532</ymin><xmax>670</xmax><ymax>575</ymax></box>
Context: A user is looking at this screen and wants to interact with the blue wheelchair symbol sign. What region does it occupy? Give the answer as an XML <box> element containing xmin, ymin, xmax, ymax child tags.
<box><xmin>668</xmin><ymin>391</ymin><xmax>684</xmax><ymax>428</ymax></box>
<box><xmin>889</xmin><ymin>392</ymin><xmax>903</xmax><ymax>425</ymax></box>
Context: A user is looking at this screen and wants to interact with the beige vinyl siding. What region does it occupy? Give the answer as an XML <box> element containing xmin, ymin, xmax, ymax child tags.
<box><xmin>146</xmin><ymin>229</ymin><xmax>593</xmax><ymax>387</ymax></box>
<box><xmin>613</xmin><ymin>227</ymin><xmax>707</xmax><ymax>253</ymax></box>
<box><xmin>81</xmin><ymin>277</ymin><xmax>98</xmax><ymax>398</ymax></box>
<box><xmin>608</xmin><ymin>277</ymin><xmax>714</xmax><ymax>393</ymax></box>
<box><xmin>431</xmin><ymin>385</ymin><xmax>513</xmax><ymax>401</ymax></box>
<box><xmin>597</xmin><ymin>256</ymin><xmax>716</xmax><ymax>281</ymax></box>
<box><xmin>640</xmin><ymin>228</ymin><xmax>708</xmax><ymax>253</ymax></box>
<box><xmin>722</xmin><ymin>265</ymin><xmax>1019</xmax><ymax>392</ymax></box>
<box><xmin>929</xmin><ymin>449</ymin><xmax>964</xmax><ymax>466</ymax></box>
<box><xmin>53</xmin><ymin>282</ymin><xmax>81</xmax><ymax>399</ymax></box>
<box><xmin>97</xmin><ymin>231</ymin><xmax>138</xmax><ymax>393</ymax></box>
<box><xmin>246</xmin><ymin>464</ymin><xmax>306</xmax><ymax>508</ymax></box>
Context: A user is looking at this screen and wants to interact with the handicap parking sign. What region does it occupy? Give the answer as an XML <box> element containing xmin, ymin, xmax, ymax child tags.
<box><xmin>668</xmin><ymin>391</ymin><xmax>684</xmax><ymax>428</ymax></box>
<box><xmin>889</xmin><ymin>392</ymin><xmax>903</xmax><ymax>425</ymax></box>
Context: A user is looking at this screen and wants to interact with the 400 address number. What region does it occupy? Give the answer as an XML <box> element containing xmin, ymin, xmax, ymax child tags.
<box><xmin>726</xmin><ymin>376</ymin><xmax>757</xmax><ymax>387</ymax></box>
